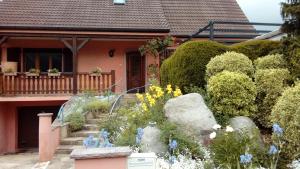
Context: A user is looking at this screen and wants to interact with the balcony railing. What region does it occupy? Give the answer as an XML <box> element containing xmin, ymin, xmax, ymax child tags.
<box><xmin>0</xmin><ymin>70</ymin><xmax>115</xmax><ymax>96</ymax></box>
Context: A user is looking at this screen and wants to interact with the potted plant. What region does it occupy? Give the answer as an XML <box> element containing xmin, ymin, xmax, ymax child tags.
<box><xmin>90</xmin><ymin>67</ymin><xmax>102</xmax><ymax>76</ymax></box>
<box><xmin>3</xmin><ymin>68</ymin><xmax>17</xmax><ymax>76</ymax></box>
<box><xmin>48</xmin><ymin>68</ymin><xmax>61</xmax><ymax>77</ymax></box>
<box><xmin>26</xmin><ymin>68</ymin><xmax>40</xmax><ymax>76</ymax></box>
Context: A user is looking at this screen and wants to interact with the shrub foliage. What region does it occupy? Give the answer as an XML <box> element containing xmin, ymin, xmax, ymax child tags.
<box><xmin>206</xmin><ymin>51</ymin><xmax>254</xmax><ymax>79</ymax></box>
<box><xmin>255</xmin><ymin>69</ymin><xmax>290</xmax><ymax>127</ymax></box>
<box><xmin>254</xmin><ymin>54</ymin><xmax>287</xmax><ymax>70</ymax></box>
<box><xmin>270</xmin><ymin>83</ymin><xmax>300</xmax><ymax>163</ymax></box>
<box><xmin>66</xmin><ymin>112</ymin><xmax>85</xmax><ymax>132</ymax></box>
<box><xmin>160</xmin><ymin>41</ymin><xmax>228</xmax><ymax>88</ymax></box>
<box><xmin>207</xmin><ymin>71</ymin><xmax>257</xmax><ymax>121</ymax></box>
<box><xmin>231</xmin><ymin>40</ymin><xmax>281</xmax><ymax>60</ymax></box>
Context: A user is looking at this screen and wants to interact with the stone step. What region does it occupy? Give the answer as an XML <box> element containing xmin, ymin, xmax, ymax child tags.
<box><xmin>56</xmin><ymin>145</ymin><xmax>83</xmax><ymax>154</ymax></box>
<box><xmin>60</xmin><ymin>137</ymin><xmax>85</xmax><ymax>146</ymax></box>
<box><xmin>95</xmin><ymin>114</ymin><xmax>110</xmax><ymax>119</ymax></box>
<box><xmin>70</xmin><ymin>130</ymin><xmax>99</xmax><ymax>137</ymax></box>
<box><xmin>83</xmin><ymin>124</ymin><xmax>99</xmax><ymax>131</ymax></box>
<box><xmin>86</xmin><ymin>119</ymin><xmax>101</xmax><ymax>124</ymax></box>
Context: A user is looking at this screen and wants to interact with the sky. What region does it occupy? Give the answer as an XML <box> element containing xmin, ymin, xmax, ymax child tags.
<box><xmin>236</xmin><ymin>0</ymin><xmax>285</xmax><ymax>30</ymax></box>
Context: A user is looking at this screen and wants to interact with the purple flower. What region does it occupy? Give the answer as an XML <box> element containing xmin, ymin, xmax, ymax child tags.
<box><xmin>100</xmin><ymin>129</ymin><xmax>109</xmax><ymax>139</ymax></box>
<box><xmin>136</xmin><ymin>128</ymin><xmax>144</xmax><ymax>145</ymax></box>
<box><xmin>268</xmin><ymin>145</ymin><xmax>278</xmax><ymax>155</ymax></box>
<box><xmin>272</xmin><ymin>123</ymin><xmax>283</xmax><ymax>136</ymax></box>
<box><xmin>169</xmin><ymin>155</ymin><xmax>176</xmax><ymax>164</ymax></box>
<box><xmin>83</xmin><ymin>134</ymin><xmax>95</xmax><ymax>148</ymax></box>
<box><xmin>240</xmin><ymin>153</ymin><xmax>253</xmax><ymax>164</ymax></box>
<box><xmin>169</xmin><ymin>140</ymin><xmax>178</xmax><ymax>150</ymax></box>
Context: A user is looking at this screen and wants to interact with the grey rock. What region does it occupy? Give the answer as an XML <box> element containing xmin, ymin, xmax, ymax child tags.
<box><xmin>141</xmin><ymin>126</ymin><xmax>167</xmax><ymax>154</ymax></box>
<box><xmin>164</xmin><ymin>93</ymin><xmax>217</xmax><ymax>144</ymax></box>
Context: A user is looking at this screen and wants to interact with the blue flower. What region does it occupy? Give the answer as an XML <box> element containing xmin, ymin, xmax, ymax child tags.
<box><xmin>268</xmin><ymin>145</ymin><xmax>278</xmax><ymax>155</ymax></box>
<box><xmin>135</xmin><ymin>128</ymin><xmax>144</xmax><ymax>145</ymax></box>
<box><xmin>272</xmin><ymin>123</ymin><xmax>283</xmax><ymax>136</ymax></box>
<box><xmin>169</xmin><ymin>140</ymin><xmax>178</xmax><ymax>150</ymax></box>
<box><xmin>169</xmin><ymin>155</ymin><xmax>176</xmax><ymax>164</ymax></box>
<box><xmin>100</xmin><ymin>129</ymin><xmax>109</xmax><ymax>139</ymax></box>
<box><xmin>83</xmin><ymin>134</ymin><xmax>95</xmax><ymax>148</ymax></box>
<box><xmin>240</xmin><ymin>153</ymin><xmax>253</xmax><ymax>164</ymax></box>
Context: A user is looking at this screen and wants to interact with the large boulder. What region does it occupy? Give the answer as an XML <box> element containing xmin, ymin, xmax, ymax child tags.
<box><xmin>164</xmin><ymin>93</ymin><xmax>217</xmax><ymax>144</ymax></box>
<box><xmin>141</xmin><ymin>126</ymin><xmax>167</xmax><ymax>155</ymax></box>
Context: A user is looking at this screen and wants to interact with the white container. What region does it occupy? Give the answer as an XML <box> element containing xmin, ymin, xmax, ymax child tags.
<box><xmin>128</xmin><ymin>153</ymin><xmax>157</xmax><ymax>169</ymax></box>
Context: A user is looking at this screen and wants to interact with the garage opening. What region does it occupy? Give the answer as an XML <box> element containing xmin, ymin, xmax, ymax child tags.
<box><xmin>17</xmin><ymin>106</ymin><xmax>60</xmax><ymax>150</ymax></box>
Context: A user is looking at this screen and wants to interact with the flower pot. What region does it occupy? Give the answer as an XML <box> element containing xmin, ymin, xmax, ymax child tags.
<box><xmin>48</xmin><ymin>73</ymin><xmax>61</xmax><ymax>77</ymax></box>
<box><xmin>3</xmin><ymin>72</ymin><xmax>17</xmax><ymax>76</ymax></box>
<box><xmin>89</xmin><ymin>73</ymin><xmax>102</xmax><ymax>77</ymax></box>
<box><xmin>26</xmin><ymin>72</ymin><xmax>39</xmax><ymax>77</ymax></box>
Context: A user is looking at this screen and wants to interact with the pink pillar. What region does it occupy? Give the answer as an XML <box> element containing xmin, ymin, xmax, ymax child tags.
<box><xmin>38</xmin><ymin>113</ymin><xmax>53</xmax><ymax>162</ymax></box>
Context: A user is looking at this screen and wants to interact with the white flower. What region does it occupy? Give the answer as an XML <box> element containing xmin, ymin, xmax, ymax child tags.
<box><xmin>212</xmin><ymin>124</ymin><xmax>221</xmax><ymax>130</ymax></box>
<box><xmin>209</xmin><ymin>132</ymin><xmax>216</xmax><ymax>139</ymax></box>
<box><xmin>226</xmin><ymin>126</ymin><xmax>234</xmax><ymax>132</ymax></box>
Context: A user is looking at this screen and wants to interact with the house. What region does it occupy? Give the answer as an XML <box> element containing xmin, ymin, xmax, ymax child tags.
<box><xmin>255</xmin><ymin>29</ymin><xmax>286</xmax><ymax>41</ymax></box>
<box><xmin>0</xmin><ymin>0</ymin><xmax>250</xmax><ymax>154</ymax></box>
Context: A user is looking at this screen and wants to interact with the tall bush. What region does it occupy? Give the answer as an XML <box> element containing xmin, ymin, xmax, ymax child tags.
<box><xmin>207</xmin><ymin>71</ymin><xmax>257</xmax><ymax>123</ymax></box>
<box><xmin>255</xmin><ymin>69</ymin><xmax>290</xmax><ymax>127</ymax></box>
<box><xmin>206</xmin><ymin>51</ymin><xmax>254</xmax><ymax>79</ymax></box>
<box><xmin>231</xmin><ymin>40</ymin><xmax>281</xmax><ymax>60</ymax></box>
<box><xmin>160</xmin><ymin>41</ymin><xmax>228</xmax><ymax>88</ymax></box>
<box><xmin>270</xmin><ymin>83</ymin><xmax>300</xmax><ymax>164</ymax></box>
<box><xmin>254</xmin><ymin>54</ymin><xmax>287</xmax><ymax>70</ymax></box>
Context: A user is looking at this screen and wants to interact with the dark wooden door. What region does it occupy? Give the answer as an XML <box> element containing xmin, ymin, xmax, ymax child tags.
<box><xmin>126</xmin><ymin>52</ymin><xmax>145</xmax><ymax>92</ymax></box>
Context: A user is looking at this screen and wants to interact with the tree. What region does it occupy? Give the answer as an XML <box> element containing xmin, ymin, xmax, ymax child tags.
<box><xmin>281</xmin><ymin>0</ymin><xmax>300</xmax><ymax>35</ymax></box>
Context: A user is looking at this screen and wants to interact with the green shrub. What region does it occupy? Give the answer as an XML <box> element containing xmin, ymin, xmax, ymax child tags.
<box><xmin>160</xmin><ymin>41</ymin><xmax>229</xmax><ymax>88</ymax></box>
<box><xmin>270</xmin><ymin>83</ymin><xmax>300</xmax><ymax>164</ymax></box>
<box><xmin>207</xmin><ymin>71</ymin><xmax>257</xmax><ymax>123</ymax></box>
<box><xmin>210</xmin><ymin>129</ymin><xmax>265</xmax><ymax>168</ymax></box>
<box><xmin>83</xmin><ymin>100</ymin><xmax>110</xmax><ymax>117</ymax></box>
<box><xmin>281</xmin><ymin>36</ymin><xmax>300</xmax><ymax>79</ymax></box>
<box><xmin>231</xmin><ymin>40</ymin><xmax>281</xmax><ymax>60</ymax></box>
<box><xmin>66</xmin><ymin>112</ymin><xmax>85</xmax><ymax>132</ymax></box>
<box><xmin>254</xmin><ymin>54</ymin><xmax>287</xmax><ymax>70</ymax></box>
<box><xmin>206</xmin><ymin>51</ymin><xmax>254</xmax><ymax>79</ymax></box>
<box><xmin>255</xmin><ymin>69</ymin><xmax>290</xmax><ymax>127</ymax></box>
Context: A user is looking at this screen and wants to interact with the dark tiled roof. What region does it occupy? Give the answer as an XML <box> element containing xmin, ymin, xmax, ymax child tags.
<box><xmin>161</xmin><ymin>0</ymin><xmax>251</xmax><ymax>36</ymax></box>
<box><xmin>0</xmin><ymin>0</ymin><xmax>170</xmax><ymax>32</ymax></box>
<box><xmin>0</xmin><ymin>0</ymin><xmax>250</xmax><ymax>35</ymax></box>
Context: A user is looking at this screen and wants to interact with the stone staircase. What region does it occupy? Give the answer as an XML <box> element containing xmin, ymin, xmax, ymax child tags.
<box><xmin>56</xmin><ymin>114</ymin><xmax>109</xmax><ymax>154</ymax></box>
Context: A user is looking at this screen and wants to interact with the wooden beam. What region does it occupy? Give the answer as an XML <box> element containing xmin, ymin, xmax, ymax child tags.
<box><xmin>77</xmin><ymin>38</ymin><xmax>90</xmax><ymax>51</ymax></box>
<box><xmin>60</xmin><ymin>38</ymin><xmax>73</xmax><ymax>51</ymax></box>
<box><xmin>0</xmin><ymin>36</ymin><xmax>8</xmax><ymax>46</ymax></box>
<box><xmin>72</xmin><ymin>36</ymin><xmax>78</xmax><ymax>94</ymax></box>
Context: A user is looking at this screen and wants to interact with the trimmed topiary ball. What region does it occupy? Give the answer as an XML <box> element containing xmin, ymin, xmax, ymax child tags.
<box><xmin>66</xmin><ymin>112</ymin><xmax>85</xmax><ymax>132</ymax></box>
<box><xmin>160</xmin><ymin>41</ymin><xmax>228</xmax><ymax>88</ymax></box>
<box><xmin>231</xmin><ymin>40</ymin><xmax>281</xmax><ymax>60</ymax></box>
<box><xmin>270</xmin><ymin>83</ymin><xmax>300</xmax><ymax>164</ymax></box>
<box><xmin>254</xmin><ymin>54</ymin><xmax>287</xmax><ymax>70</ymax></box>
<box><xmin>206</xmin><ymin>51</ymin><xmax>254</xmax><ymax>79</ymax></box>
<box><xmin>255</xmin><ymin>69</ymin><xmax>290</xmax><ymax>127</ymax></box>
<box><xmin>207</xmin><ymin>71</ymin><xmax>257</xmax><ymax>123</ymax></box>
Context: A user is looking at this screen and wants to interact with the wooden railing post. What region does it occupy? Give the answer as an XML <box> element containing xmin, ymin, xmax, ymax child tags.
<box><xmin>72</xmin><ymin>37</ymin><xmax>78</xmax><ymax>95</ymax></box>
<box><xmin>111</xmin><ymin>70</ymin><xmax>116</xmax><ymax>92</ymax></box>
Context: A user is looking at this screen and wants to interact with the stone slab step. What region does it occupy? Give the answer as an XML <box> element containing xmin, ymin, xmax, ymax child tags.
<box><xmin>86</xmin><ymin>119</ymin><xmax>101</xmax><ymax>124</ymax></box>
<box><xmin>60</xmin><ymin>137</ymin><xmax>85</xmax><ymax>145</ymax></box>
<box><xmin>70</xmin><ymin>130</ymin><xmax>99</xmax><ymax>137</ymax></box>
<box><xmin>83</xmin><ymin>124</ymin><xmax>99</xmax><ymax>131</ymax></box>
<box><xmin>56</xmin><ymin>145</ymin><xmax>83</xmax><ymax>154</ymax></box>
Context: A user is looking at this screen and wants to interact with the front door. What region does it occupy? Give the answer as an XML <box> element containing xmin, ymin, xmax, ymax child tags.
<box><xmin>126</xmin><ymin>51</ymin><xmax>145</xmax><ymax>93</ymax></box>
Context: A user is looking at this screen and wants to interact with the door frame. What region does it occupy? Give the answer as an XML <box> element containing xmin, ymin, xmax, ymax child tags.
<box><xmin>126</xmin><ymin>51</ymin><xmax>146</xmax><ymax>91</ymax></box>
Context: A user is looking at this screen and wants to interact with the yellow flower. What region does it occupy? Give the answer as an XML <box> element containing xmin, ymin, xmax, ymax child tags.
<box><xmin>173</xmin><ymin>87</ymin><xmax>182</xmax><ymax>97</ymax></box>
<box><xmin>136</xmin><ymin>93</ymin><xmax>144</xmax><ymax>102</ymax></box>
<box><xmin>142</xmin><ymin>103</ymin><xmax>148</xmax><ymax>112</ymax></box>
<box><xmin>149</xmin><ymin>98</ymin><xmax>156</xmax><ymax>106</ymax></box>
<box><xmin>166</xmin><ymin>84</ymin><xmax>172</xmax><ymax>94</ymax></box>
<box><xmin>146</xmin><ymin>93</ymin><xmax>152</xmax><ymax>101</ymax></box>
<box><xmin>150</xmin><ymin>86</ymin><xmax>156</xmax><ymax>91</ymax></box>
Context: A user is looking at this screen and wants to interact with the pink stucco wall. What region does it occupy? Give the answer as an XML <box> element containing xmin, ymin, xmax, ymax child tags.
<box><xmin>3</xmin><ymin>39</ymin><xmax>158</xmax><ymax>92</ymax></box>
<box><xmin>74</xmin><ymin>157</ymin><xmax>128</xmax><ymax>169</ymax></box>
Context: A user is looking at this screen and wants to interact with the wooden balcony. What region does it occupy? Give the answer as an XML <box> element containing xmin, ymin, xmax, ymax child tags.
<box><xmin>0</xmin><ymin>70</ymin><xmax>115</xmax><ymax>96</ymax></box>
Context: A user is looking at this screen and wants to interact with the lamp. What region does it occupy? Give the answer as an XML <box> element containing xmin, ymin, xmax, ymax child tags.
<box><xmin>108</xmin><ymin>49</ymin><xmax>115</xmax><ymax>58</ymax></box>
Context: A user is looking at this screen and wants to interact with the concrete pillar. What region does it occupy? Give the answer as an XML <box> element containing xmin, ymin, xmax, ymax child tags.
<box><xmin>38</xmin><ymin>113</ymin><xmax>53</xmax><ymax>162</ymax></box>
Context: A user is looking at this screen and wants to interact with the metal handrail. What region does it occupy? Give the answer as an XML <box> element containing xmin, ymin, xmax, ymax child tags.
<box><xmin>109</xmin><ymin>84</ymin><xmax>150</xmax><ymax>115</ymax></box>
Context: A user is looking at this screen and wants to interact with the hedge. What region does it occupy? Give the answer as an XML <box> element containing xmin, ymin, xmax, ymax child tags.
<box><xmin>231</xmin><ymin>40</ymin><xmax>281</xmax><ymax>60</ymax></box>
<box><xmin>206</xmin><ymin>51</ymin><xmax>254</xmax><ymax>79</ymax></box>
<box><xmin>255</xmin><ymin>69</ymin><xmax>290</xmax><ymax>127</ymax></box>
<box><xmin>207</xmin><ymin>71</ymin><xmax>257</xmax><ymax>123</ymax></box>
<box><xmin>254</xmin><ymin>54</ymin><xmax>287</xmax><ymax>70</ymax></box>
<box><xmin>271</xmin><ymin>83</ymin><xmax>300</xmax><ymax>165</ymax></box>
<box><xmin>160</xmin><ymin>41</ymin><xmax>228</xmax><ymax>89</ymax></box>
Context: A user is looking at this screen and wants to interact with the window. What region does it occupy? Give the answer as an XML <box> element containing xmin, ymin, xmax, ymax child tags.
<box><xmin>113</xmin><ymin>0</ymin><xmax>125</xmax><ymax>5</ymax></box>
<box><xmin>7</xmin><ymin>48</ymin><xmax>21</xmax><ymax>71</ymax></box>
